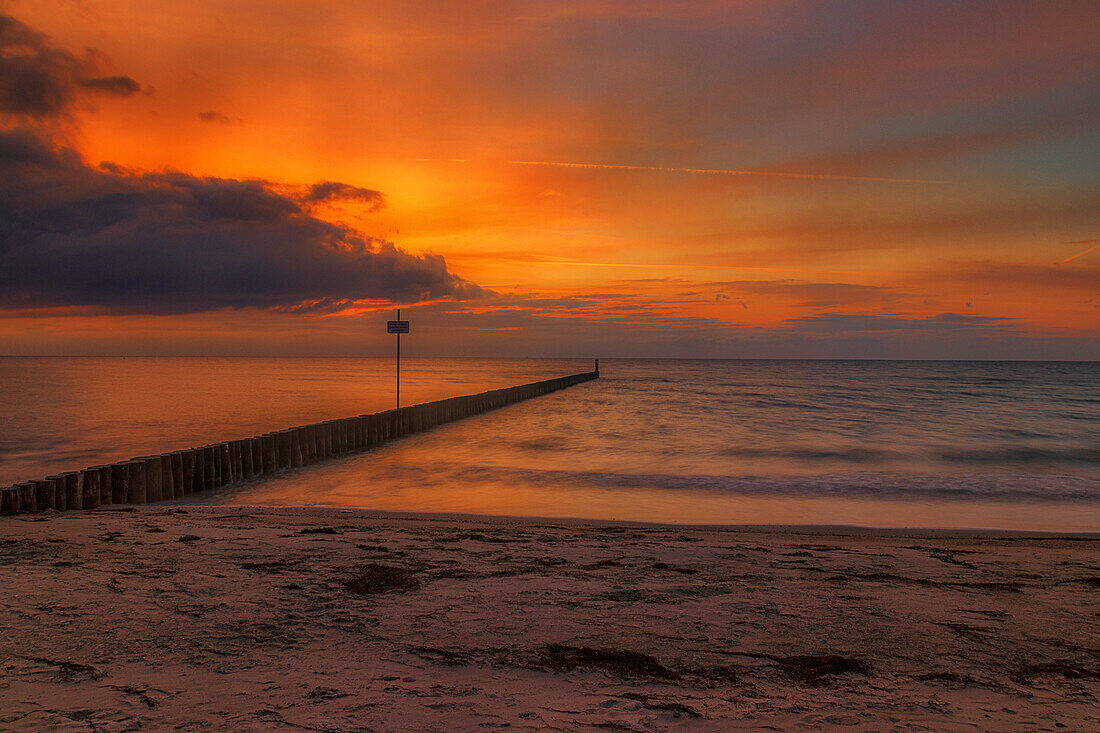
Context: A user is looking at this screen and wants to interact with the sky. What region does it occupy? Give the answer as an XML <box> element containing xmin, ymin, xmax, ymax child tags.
<box><xmin>1</xmin><ymin>0</ymin><xmax>1097</xmax><ymax>358</ymax></box>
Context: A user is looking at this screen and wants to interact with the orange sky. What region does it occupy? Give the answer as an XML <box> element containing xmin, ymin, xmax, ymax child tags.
<box><xmin>1</xmin><ymin>0</ymin><xmax>1097</xmax><ymax>357</ymax></box>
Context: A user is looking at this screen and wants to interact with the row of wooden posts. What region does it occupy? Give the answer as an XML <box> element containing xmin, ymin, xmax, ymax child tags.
<box><xmin>0</xmin><ymin>369</ymin><xmax>599</xmax><ymax>516</ymax></box>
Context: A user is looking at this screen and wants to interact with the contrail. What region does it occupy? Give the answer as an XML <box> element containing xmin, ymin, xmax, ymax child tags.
<box><xmin>507</xmin><ymin>159</ymin><xmax>953</xmax><ymax>184</ymax></box>
<box><xmin>1059</xmin><ymin>240</ymin><xmax>1100</xmax><ymax>263</ymax></box>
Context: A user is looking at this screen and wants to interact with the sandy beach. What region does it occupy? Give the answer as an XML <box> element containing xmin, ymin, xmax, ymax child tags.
<box><xmin>1</xmin><ymin>506</ymin><xmax>1097</xmax><ymax>731</ymax></box>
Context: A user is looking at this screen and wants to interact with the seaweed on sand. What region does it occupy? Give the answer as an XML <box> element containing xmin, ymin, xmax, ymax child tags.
<box><xmin>410</xmin><ymin>644</ymin><xmax>741</xmax><ymax>687</ymax></box>
<box><xmin>27</xmin><ymin>657</ymin><xmax>103</xmax><ymax>683</ymax></box>
<box><xmin>343</xmin><ymin>563</ymin><xmax>420</xmax><ymax>595</ymax></box>
<box><xmin>622</xmin><ymin>692</ymin><xmax>701</xmax><ymax>718</ymax></box>
<box><xmin>536</xmin><ymin>644</ymin><xmax>679</xmax><ymax>680</ymax></box>
<box><xmin>1013</xmin><ymin>661</ymin><xmax>1100</xmax><ymax>684</ymax></box>
<box><xmin>776</xmin><ymin>654</ymin><xmax>870</xmax><ymax>684</ymax></box>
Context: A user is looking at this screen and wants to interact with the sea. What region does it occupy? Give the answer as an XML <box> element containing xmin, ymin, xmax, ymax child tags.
<box><xmin>1</xmin><ymin>357</ymin><xmax>1097</xmax><ymax>531</ymax></box>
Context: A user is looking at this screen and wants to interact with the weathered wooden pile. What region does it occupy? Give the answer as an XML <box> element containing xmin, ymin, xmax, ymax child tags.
<box><xmin>0</xmin><ymin>370</ymin><xmax>598</xmax><ymax>515</ymax></box>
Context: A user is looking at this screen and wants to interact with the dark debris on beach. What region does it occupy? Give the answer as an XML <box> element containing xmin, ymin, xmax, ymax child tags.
<box><xmin>343</xmin><ymin>563</ymin><xmax>421</xmax><ymax>595</ymax></box>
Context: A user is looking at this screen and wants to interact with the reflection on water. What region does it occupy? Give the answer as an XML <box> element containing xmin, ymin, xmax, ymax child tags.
<box><xmin>0</xmin><ymin>357</ymin><xmax>592</xmax><ymax>486</ymax></box>
<box><xmin>2</xmin><ymin>358</ymin><xmax>1098</xmax><ymax>530</ymax></box>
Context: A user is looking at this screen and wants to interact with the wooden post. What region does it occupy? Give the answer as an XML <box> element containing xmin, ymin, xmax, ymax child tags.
<box><xmin>236</xmin><ymin>439</ymin><xmax>247</xmax><ymax>478</ymax></box>
<box><xmin>80</xmin><ymin>469</ymin><xmax>100</xmax><ymax>509</ymax></box>
<box><xmin>303</xmin><ymin>425</ymin><xmax>316</xmax><ymax>463</ymax></box>
<box><xmin>262</xmin><ymin>434</ymin><xmax>276</xmax><ymax>474</ymax></box>
<box><xmin>203</xmin><ymin>446</ymin><xmax>216</xmax><ymax>491</ymax></box>
<box><xmin>188</xmin><ymin>448</ymin><xmax>200</xmax><ymax>494</ymax></box>
<box><xmin>171</xmin><ymin>452</ymin><xmax>184</xmax><ymax>498</ymax></box>
<box><xmin>209</xmin><ymin>445</ymin><xmax>220</xmax><ymax>487</ymax></box>
<box><xmin>241</xmin><ymin>440</ymin><xmax>254</xmax><ymax>479</ymax></box>
<box><xmin>34</xmin><ymin>479</ymin><xmax>56</xmax><ymax>511</ymax></box>
<box><xmin>182</xmin><ymin>450</ymin><xmax>196</xmax><ymax>496</ymax></box>
<box><xmin>48</xmin><ymin>474</ymin><xmax>68</xmax><ymax>511</ymax></box>
<box><xmin>96</xmin><ymin>466</ymin><xmax>113</xmax><ymax>506</ymax></box>
<box><xmin>251</xmin><ymin>437</ymin><xmax>263</xmax><ymax>476</ymax></box>
<box><xmin>291</xmin><ymin>429</ymin><xmax>304</xmax><ymax>467</ymax></box>
<box><xmin>64</xmin><ymin>472</ymin><xmax>81</xmax><ymax>510</ymax></box>
<box><xmin>111</xmin><ymin>464</ymin><xmax>129</xmax><ymax>504</ymax></box>
<box><xmin>17</xmin><ymin>483</ymin><xmax>36</xmax><ymax>513</ymax></box>
<box><xmin>127</xmin><ymin>460</ymin><xmax>146</xmax><ymax>503</ymax></box>
<box><xmin>229</xmin><ymin>441</ymin><xmax>242</xmax><ymax>483</ymax></box>
<box><xmin>0</xmin><ymin>487</ymin><xmax>19</xmax><ymax>515</ymax></box>
<box><xmin>277</xmin><ymin>432</ymin><xmax>291</xmax><ymax>469</ymax></box>
<box><xmin>299</xmin><ymin>422</ymin><xmax>312</xmax><ymax>462</ymax></box>
<box><xmin>192</xmin><ymin>448</ymin><xmax>205</xmax><ymax>493</ymax></box>
<box><xmin>213</xmin><ymin>445</ymin><xmax>222</xmax><ymax>486</ymax></box>
<box><xmin>217</xmin><ymin>440</ymin><xmax>231</xmax><ymax>484</ymax></box>
<box><xmin>273</xmin><ymin>432</ymin><xmax>285</xmax><ymax>468</ymax></box>
<box><xmin>160</xmin><ymin>455</ymin><xmax>174</xmax><ymax>499</ymax></box>
<box><xmin>145</xmin><ymin>456</ymin><xmax>163</xmax><ymax>503</ymax></box>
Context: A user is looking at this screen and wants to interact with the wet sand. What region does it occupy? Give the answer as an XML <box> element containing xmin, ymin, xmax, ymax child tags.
<box><xmin>1</xmin><ymin>506</ymin><xmax>1097</xmax><ymax>731</ymax></box>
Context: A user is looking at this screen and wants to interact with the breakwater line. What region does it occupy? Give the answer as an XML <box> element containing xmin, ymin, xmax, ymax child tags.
<box><xmin>0</xmin><ymin>369</ymin><xmax>599</xmax><ymax>515</ymax></box>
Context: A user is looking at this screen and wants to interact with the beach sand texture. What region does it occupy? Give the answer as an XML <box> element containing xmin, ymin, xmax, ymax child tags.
<box><xmin>1</xmin><ymin>507</ymin><xmax>1097</xmax><ymax>731</ymax></box>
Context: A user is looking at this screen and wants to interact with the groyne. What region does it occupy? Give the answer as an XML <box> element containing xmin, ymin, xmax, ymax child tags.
<box><xmin>0</xmin><ymin>369</ymin><xmax>599</xmax><ymax>515</ymax></box>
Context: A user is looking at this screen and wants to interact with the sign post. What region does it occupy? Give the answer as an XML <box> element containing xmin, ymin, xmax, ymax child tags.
<box><xmin>387</xmin><ymin>310</ymin><xmax>410</xmax><ymax>408</ymax></box>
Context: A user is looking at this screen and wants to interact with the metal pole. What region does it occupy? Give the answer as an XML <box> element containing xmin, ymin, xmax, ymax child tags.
<box><xmin>396</xmin><ymin>308</ymin><xmax>401</xmax><ymax>409</ymax></box>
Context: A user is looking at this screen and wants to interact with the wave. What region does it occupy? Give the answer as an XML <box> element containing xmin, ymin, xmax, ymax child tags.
<box><xmin>717</xmin><ymin>444</ymin><xmax>1100</xmax><ymax>466</ymax></box>
<box><xmin>933</xmin><ymin>446</ymin><xmax>1100</xmax><ymax>465</ymax></box>
<box><xmin>720</xmin><ymin>447</ymin><xmax>896</xmax><ymax>463</ymax></box>
<box><xmin>387</xmin><ymin>463</ymin><xmax>1100</xmax><ymax>503</ymax></box>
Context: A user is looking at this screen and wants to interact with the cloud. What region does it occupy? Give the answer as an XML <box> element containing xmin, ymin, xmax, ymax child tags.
<box><xmin>303</xmin><ymin>181</ymin><xmax>385</xmax><ymax>211</ymax></box>
<box><xmin>0</xmin><ymin>13</ymin><xmax>481</xmax><ymax>317</ymax></box>
<box><xmin>709</xmin><ymin>280</ymin><xmax>905</xmax><ymax>309</ymax></box>
<box><xmin>785</xmin><ymin>312</ymin><xmax>1013</xmax><ymax>335</ymax></box>
<box><xmin>198</xmin><ymin>110</ymin><xmax>241</xmax><ymax>125</ymax></box>
<box><xmin>0</xmin><ymin>128</ymin><xmax>482</xmax><ymax>314</ymax></box>
<box><xmin>923</xmin><ymin>260</ymin><xmax>1100</xmax><ymax>293</ymax></box>
<box><xmin>76</xmin><ymin>75</ymin><xmax>142</xmax><ymax>96</ymax></box>
<box><xmin>0</xmin><ymin>14</ymin><xmax>142</xmax><ymax>118</ymax></box>
<box><xmin>769</xmin><ymin>96</ymin><xmax>1099</xmax><ymax>177</ymax></box>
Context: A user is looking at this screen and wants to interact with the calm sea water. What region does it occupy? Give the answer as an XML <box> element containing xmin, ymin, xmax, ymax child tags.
<box><xmin>1</xmin><ymin>358</ymin><xmax>1097</xmax><ymax>530</ymax></box>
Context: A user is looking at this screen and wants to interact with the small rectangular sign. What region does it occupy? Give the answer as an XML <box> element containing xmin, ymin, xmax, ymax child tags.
<box><xmin>387</xmin><ymin>320</ymin><xmax>410</xmax><ymax>334</ymax></box>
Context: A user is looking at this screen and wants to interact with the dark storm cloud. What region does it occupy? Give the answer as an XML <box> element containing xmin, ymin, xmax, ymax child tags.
<box><xmin>0</xmin><ymin>125</ymin><xmax>75</xmax><ymax>165</ymax></box>
<box><xmin>0</xmin><ymin>14</ymin><xmax>141</xmax><ymax>118</ymax></box>
<box><xmin>0</xmin><ymin>129</ymin><xmax>482</xmax><ymax>314</ymax></box>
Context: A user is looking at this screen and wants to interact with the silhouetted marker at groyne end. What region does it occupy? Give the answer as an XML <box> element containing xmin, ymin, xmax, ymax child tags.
<box><xmin>0</xmin><ymin>368</ymin><xmax>599</xmax><ymax>515</ymax></box>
